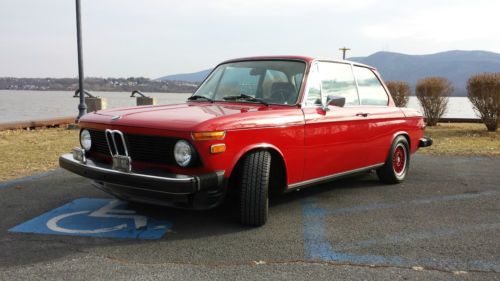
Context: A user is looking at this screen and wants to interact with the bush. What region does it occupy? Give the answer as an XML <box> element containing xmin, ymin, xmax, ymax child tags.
<box><xmin>467</xmin><ymin>73</ymin><xmax>500</xmax><ymax>131</ymax></box>
<box><xmin>386</xmin><ymin>81</ymin><xmax>410</xmax><ymax>107</ymax></box>
<box><xmin>415</xmin><ymin>77</ymin><xmax>453</xmax><ymax>126</ymax></box>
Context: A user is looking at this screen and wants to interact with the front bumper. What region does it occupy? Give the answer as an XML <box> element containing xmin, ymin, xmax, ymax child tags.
<box><xmin>59</xmin><ymin>154</ymin><xmax>226</xmax><ymax>209</ymax></box>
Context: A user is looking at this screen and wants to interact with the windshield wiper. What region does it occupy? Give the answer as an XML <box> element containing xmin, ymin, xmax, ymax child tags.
<box><xmin>188</xmin><ymin>95</ymin><xmax>213</xmax><ymax>103</ymax></box>
<box><xmin>223</xmin><ymin>94</ymin><xmax>268</xmax><ymax>106</ymax></box>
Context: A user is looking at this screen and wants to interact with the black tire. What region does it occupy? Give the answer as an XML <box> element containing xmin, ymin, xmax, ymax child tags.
<box><xmin>376</xmin><ymin>136</ymin><xmax>410</xmax><ymax>184</ymax></box>
<box><xmin>240</xmin><ymin>150</ymin><xmax>271</xmax><ymax>226</ymax></box>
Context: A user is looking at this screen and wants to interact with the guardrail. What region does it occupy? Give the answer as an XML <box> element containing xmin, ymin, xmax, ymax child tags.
<box><xmin>0</xmin><ymin>117</ymin><xmax>76</xmax><ymax>131</ymax></box>
<box><xmin>434</xmin><ymin>118</ymin><xmax>481</xmax><ymax>123</ymax></box>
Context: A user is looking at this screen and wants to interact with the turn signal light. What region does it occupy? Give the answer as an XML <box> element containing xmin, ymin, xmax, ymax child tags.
<box><xmin>210</xmin><ymin>144</ymin><xmax>226</xmax><ymax>154</ymax></box>
<box><xmin>192</xmin><ymin>131</ymin><xmax>226</xmax><ymax>141</ymax></box>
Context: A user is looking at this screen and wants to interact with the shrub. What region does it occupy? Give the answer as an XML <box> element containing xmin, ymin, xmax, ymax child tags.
<box><xmin>467</xmin><ymin>73</ymin><xmax>500</xmax><ymax>131</ymax></box>
<box><xmin>415</xmin><ymin>77</ymin><xmax>453</xmax><ymax>126</ymax></box>
<box><xmin>386</xmin><ymin>81</ymin><xmax>410</xmax><ymax>107</ymax></box>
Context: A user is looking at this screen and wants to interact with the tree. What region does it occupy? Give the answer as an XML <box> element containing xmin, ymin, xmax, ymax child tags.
<box><xmin>415</xmin><ymin>77</ymin><xmax>453</xmax><ymax>126</ymax></box>
<box><xmin>386</xmin><ymin>81</ymin><xmax>410</xmax><ymax>107</ymax></box>
<box><xmin>467</xmin><ymin>73</ymin><xmax>500</xmax><ymax>131</ymax></box>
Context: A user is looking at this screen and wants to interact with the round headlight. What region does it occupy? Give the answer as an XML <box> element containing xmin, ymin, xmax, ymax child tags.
<box><xmin>174</xmin><ymin>140</ymin><xmax>193</xmax><ymax>167</ymax></box>
<box><xmin>80</xmin><ymin>129</ymin><xmax>92</xmax><ymax>151</ymax></box>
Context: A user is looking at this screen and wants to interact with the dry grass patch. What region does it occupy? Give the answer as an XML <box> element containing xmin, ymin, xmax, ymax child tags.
<box><xmin>0</xmin><ymin>128</ymin><xmax>78</xmax><ymax>182</ymax></box>
<box><xmin>419</xmin><ymin>123</ymin><xmax>500</xmax><ymax>156</ymax></box>
<box><xmin>0</xmin><ymin>123</ymin><xmax>498</xmax><ymax>183</ymax></box>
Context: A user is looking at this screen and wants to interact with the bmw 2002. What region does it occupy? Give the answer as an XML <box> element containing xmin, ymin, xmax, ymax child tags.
<box><xmin>60</xmin><ymin>56</ymin><xmax>432</xmax><ymax>226</ymax></box>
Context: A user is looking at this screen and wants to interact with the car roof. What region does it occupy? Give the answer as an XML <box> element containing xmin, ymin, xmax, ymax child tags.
<box><xmin>220</xmin><ymin>55</ymin><xmax>376</xmax><ymax>70</ymax></box>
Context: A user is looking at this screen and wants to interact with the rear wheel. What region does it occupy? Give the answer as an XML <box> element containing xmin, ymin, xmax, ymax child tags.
<box><xmin>377</xmin><ymin>136</ymin><xmax>410</xmax><ymax>184</ymax></box>
<box><xmin>240</xmin><ymin>150</ymin><xmax>271</xmax><ymax>226</ymax></box>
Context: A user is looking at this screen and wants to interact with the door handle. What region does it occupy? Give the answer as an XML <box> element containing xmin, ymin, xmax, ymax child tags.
<box><xmin>356</xmin><ymin>113</ymin><xmax>369</xmax><ymax>117</ymax></box>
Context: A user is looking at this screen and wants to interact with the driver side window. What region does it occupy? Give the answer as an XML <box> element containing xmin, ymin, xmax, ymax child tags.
<box><xmin>318</xmin><ymin>62</ymin><xmax>359</xmax><ymax>106</ymax></box>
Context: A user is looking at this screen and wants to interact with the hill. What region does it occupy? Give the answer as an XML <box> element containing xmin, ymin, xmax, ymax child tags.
<box><xmin>350</xmin><ymin>50</ymin><xmax>500</xmax><ymax>96</ymax></box>
<box><xmin>156</xmin><ymin>50</ymin><xmax>500</xmax><ymax>96</ymax></box>
<box><xmin>157</xmin><ymin>69</ymin><xmax>212</xmax><ymax>83</ymax></box>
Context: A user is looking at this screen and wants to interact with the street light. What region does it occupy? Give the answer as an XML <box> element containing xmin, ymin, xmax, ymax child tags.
<box><xmin>75</xmin><ymin>0</ymin><xmax>87</xmax><ymax>121</ymax></box>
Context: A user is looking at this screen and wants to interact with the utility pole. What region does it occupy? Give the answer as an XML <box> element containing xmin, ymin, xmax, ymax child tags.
<box><xmin>339</xmin><ymin>47</ymin><xmax>351</xmax><ymax>60</ymax></box>
<box><xmin>75</xmin><ymin>0</ymin><xmax>87</xmax><ymax>121</ymax></box>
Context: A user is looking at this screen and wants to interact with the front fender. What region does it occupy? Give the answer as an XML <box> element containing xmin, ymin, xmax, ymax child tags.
<box><xmin>227</xmin><ymin>142</ymin><xmax>286</xmax><ymax>180</ymax></box>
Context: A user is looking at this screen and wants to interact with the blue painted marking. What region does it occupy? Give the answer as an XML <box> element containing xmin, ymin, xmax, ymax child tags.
<box><xmin>0</xmin><ymin>169</ymin><xmax>63</xmax><ymax>190</ymax></box>
<box><xmin>325</xmin><ymin>190</ymin><xmax>497</xmax><ymax>216</ymax></box>
<box><xmin>303</xmin><ymin>195</ymin><xmax>500</xmax><ymax>272</ymax></box>
<box><xmin>9</xmin><ymin>198</ymin><xmax>172</xmax><ymax>239</ymax></box>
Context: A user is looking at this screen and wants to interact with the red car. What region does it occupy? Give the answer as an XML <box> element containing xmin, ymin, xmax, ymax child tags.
<box><xmin>60</xmin><ymin>56</ymin><xmax>432</xmax><ymax>226</ymax></box>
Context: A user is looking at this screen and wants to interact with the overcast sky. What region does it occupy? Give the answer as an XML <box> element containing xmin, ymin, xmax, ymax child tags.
<box><xmin>1</xmin><ymin>0</ymin><xmax>499</xmax><ymax>78</ymax></box>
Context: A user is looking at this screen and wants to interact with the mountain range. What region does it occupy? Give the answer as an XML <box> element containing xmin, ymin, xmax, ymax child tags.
<box><xmin>158</xmin><ymin>50</ymin><xmax>500</xmax><ymax>96</ymax></box>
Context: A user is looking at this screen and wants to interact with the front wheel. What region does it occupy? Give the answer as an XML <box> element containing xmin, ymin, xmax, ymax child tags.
<box><xmin>240</xmin><ymin>150</ymin><xmax>271</xmax><ymax>226</ymax></box>
<box><xmin>376</xmin><ymin>136</ymin><xmax>410</xmax><ymax>184</ymax></box>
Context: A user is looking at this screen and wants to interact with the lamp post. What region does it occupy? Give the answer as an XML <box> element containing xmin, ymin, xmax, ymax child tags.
<box><xmin>339</xmin><ymin>47</ymin><xmax>351</xmax><ymax>60</ymax></box>
<box><xmin>75</xmin><ymin>0</ymin><xmax>87</xmax><ymax>121</ymax></box>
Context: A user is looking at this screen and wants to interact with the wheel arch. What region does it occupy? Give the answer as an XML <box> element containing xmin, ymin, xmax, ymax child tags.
<box><xmin>392</xmin><ymin>131</ymin><xmax>411</xmax><ymax>149</ymax></box>
<box><xmin>227</xmin><ymin>143</ymin><xmax>288</xmax><ymax>195</ymax></box>
<box><xmin>383</xmin><ymin>131</ymin><xmax>411</xmax><ymax>162</ymax></box>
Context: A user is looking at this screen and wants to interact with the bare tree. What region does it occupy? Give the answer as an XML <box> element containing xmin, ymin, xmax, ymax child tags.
<box><xmin>467</xmin><ymin>73</ymin><xmax>500</xmax><ymax>131</ymax></box>
<box><xmin>386</xmin><ymin>81</ymin><xmax>410</xmax><ymax>107</ymax></box>
<box><xmin>415</xmin><ymin>77</ymin><xmax>453</xmax><ymax>126</ymax></box>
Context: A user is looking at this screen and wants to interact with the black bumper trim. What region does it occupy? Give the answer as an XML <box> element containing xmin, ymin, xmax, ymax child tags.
<box><xmin>59</xmin><ymin>154</ymin><xmax>224</xmax><ymax>195</ymax></box>
<box><xmin>419</xmin><ymin>137</ymin><xmax>433</xmax><ymax>148</ymax></box>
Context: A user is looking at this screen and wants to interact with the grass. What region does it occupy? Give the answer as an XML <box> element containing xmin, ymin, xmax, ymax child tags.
<box><xmin>419</xmin><ymin>123</ymin><xmax>500</xmax><ymax>156</ymax></box>
<box><xmin>0</xmin><ymin>123</ymin><xmax>498</xmax><ymax>182</ymax></box>
<box><xmin>0</xmin><ymin>128</ymin><xmax>78</xmax><ymax>182</ymax></box>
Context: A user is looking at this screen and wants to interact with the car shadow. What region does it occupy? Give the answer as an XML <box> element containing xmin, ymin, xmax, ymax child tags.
<box><xmin>125</xmin><ymin>171</ymin><xmax>383</xmax><ymax>239</ymax></box>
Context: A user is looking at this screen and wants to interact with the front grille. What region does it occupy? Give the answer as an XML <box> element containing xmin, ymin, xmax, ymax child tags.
<box><xmin>88</xmin><ymin>129</ymin><xmax>180</xmax><ymax>165</ymax></box>
<box><xmin>89</xmin><ymin>130</ymin><xmax>109</xmax><ymax>155</ymax></box>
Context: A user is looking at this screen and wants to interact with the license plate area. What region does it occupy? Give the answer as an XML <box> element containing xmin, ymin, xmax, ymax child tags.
<box><xmin>112</xmin><ymin>155</ymin><xmax>132</xmax><ymax>173</ymax></box>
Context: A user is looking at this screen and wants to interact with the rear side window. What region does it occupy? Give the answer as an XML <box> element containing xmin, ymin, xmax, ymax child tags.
<box><xmin>353</xmin><ymin>66</ymin><xmax>389</xmax><ymax>106</ymax></box>
<box><xmin>318</xmin><ymin>62</ymin><xmax>359</xmax><ymax>106</ymax></box>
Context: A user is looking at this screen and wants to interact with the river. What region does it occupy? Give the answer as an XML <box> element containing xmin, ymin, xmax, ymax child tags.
<box><xmin>0</xmin><ymin>90</ymin><xmax>478</xmax><ymax>123</ymax></box>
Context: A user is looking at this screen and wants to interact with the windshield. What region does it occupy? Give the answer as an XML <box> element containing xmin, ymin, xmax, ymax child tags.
<box><xmin>192</xmin><ymin>60</ymin><xmax>306</xmax><ymax>105</ymax></box>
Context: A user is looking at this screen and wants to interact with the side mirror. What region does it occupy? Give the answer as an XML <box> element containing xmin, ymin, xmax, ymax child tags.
<box><xmin>327</xmin><ymin>95</ymin><xmax>346</xmax><ymax>107</ymax></box>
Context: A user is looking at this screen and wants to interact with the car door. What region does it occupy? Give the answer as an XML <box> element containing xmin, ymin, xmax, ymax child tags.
<box><xmin>301</xmin><ymin>61</ymin><xmax>372</xmax><ymax>182</ymax></box>
<box><xmin>352</xmin><ymin>66</ymin><xmax>406</xmax><ymax>165</ymax></box>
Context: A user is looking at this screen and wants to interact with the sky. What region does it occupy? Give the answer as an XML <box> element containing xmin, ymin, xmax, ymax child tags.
<box><xmin>0</xmin><ymin>0</ymin><xmax>499</xmax><ymax>78</ymax></box>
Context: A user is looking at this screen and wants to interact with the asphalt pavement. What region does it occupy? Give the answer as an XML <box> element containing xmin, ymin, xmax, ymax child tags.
<box><xmin>0</xmin><ymin>154</ymin><xmax>499</xmax><ymax>280</ymax></box>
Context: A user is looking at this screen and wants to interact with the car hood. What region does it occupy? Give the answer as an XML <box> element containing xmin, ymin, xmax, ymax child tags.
<box><xmin>80</xmin><ymin>102</ymin><xmax>271</xmax><ymax>131</ymax></box>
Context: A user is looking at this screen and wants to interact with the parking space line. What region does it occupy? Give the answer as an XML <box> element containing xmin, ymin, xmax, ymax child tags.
<box><xmin>302</xmin><ymin>196</ymin><xmax>500</xmax><ymax>272</ymax></box>
<box><xmin>314</xmin><ymin>191</ymin><xmax>497</xmax><ymax>216</ymax></box>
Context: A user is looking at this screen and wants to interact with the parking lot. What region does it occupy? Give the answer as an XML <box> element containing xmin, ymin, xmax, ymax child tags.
<box><xmin>0</xmin><ymin>154</ymin><xmax>499</xmax><ymax>280</ymax></box>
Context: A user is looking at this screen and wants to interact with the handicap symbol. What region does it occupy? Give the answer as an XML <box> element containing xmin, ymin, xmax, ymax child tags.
<box><xmin>46</xmin><ymin>200</ymin><xmax>147</xmax><ymax>234</ymax></box>
<box><xmin>9</xmin><ymin>198</ymin><xmax>172</xmax><ymax>239</ymax></box>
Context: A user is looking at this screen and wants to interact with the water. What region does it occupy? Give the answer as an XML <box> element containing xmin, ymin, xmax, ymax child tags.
<box><xmin>0</xmin><ymin>90</ymin><xmax>478</xmax><ymax>123</ymax></box>
<box><xmin>0</xmin><ymin>90</ymin><xmax>191</xmax><ymax>123</ymax></box>
<box><xmin>407</xmin><ymin>96</ymin><xmax>478</xmax><ymax>120</ymax></box>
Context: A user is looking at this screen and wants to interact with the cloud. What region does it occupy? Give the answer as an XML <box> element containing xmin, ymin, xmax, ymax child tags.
<box><xmin>362</xmin><ymin>2</ymin><xmax>499</xmax><ymax>43</ymax></box>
